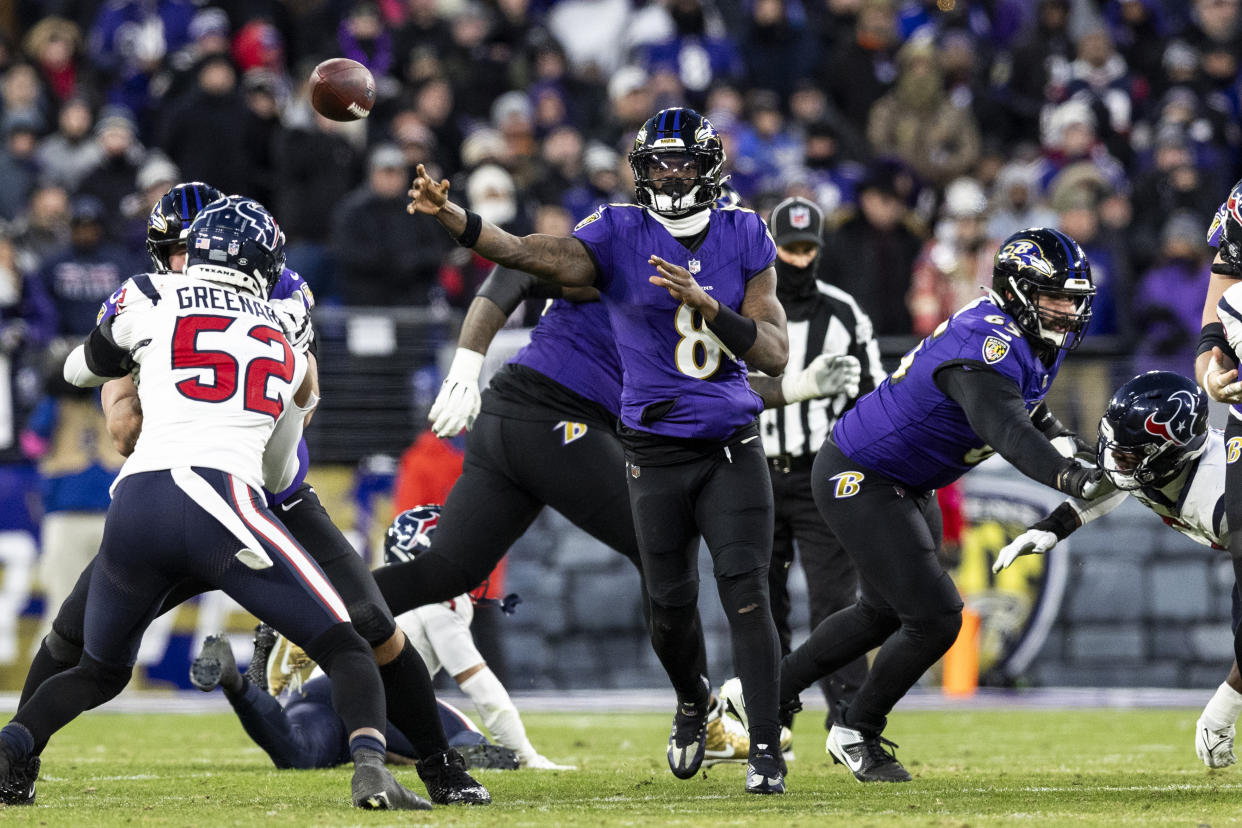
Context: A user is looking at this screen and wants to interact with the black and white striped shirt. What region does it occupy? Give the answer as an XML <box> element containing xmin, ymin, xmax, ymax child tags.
<box><xmin>760</xmin><ymin>282</ymin><xmax>885</xmax><ymax>460</ymax></box>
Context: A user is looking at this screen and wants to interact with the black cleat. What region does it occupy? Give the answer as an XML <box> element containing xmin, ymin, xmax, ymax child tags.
<box><xmin>190</xmin><ymin>634</ymin><xmax>239</xmax><ymax>693</ymax></box>
<box><xmin>351</xmin><ymin>751</ymin><xmax>433</xmax><ymax>810</ymax></box>
<box><xmin>244</xmin><ymin>623</ymin><xmax>277</xmax><ymax>694</ymax></box>
<box><xmin>826</xmin><ymin>724</ymin><xmax>912</xmax><ymax>782</ymax></box>
<box><xmin>0</xmin><ymin>755</ymin><xmax>38</xmax><ymax>805</ymax></box>
<box><xmin>458</xmin><ymin>743</ymin><xmax>520</xmax><ymax>771</ymax></box>
<box><xmin>666</xmin><ymin>699</ymin><xmax>709</xmax><ymax>780</ymax></box>
<box><xmin>745</xmin><ymin>750</ymin><xmax>786</xmax><ymax>794</ymax></box>
<box><xmin>416</xmin><ymin>748</ymin><xmax>491</xmax><ymax>804</ymax></box>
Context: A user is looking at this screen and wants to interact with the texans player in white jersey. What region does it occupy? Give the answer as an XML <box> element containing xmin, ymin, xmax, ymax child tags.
<box><xmin>994</xmin><ymin>371</ymin><xmax>1242</xmax><ymax>770</ymax></box>
<box><xmin>0</xmin><ymin>197</ymin><xmax>430</xmax><ymax>810</ymax></box>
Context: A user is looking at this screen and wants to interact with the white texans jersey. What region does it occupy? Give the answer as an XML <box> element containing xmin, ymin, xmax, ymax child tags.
<box><xmin>1070</xmin><ymin>428</ymin><xmax>1228</xmax><ymax>549</ymax></box>
<box><xmin>395</xmin><ymin>596</ymin><xmax>481</xmax><ymax>679</ymax></box>
<box><xmin>107</xmin><ymin>273</ymin><xmax>307</xmax><ymax>492</ymax></box>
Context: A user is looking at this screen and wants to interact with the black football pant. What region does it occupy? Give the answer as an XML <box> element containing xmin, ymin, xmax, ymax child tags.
<box><xmin>767</xmin><ymin>459</ymin><xmax>866</xmax><ymax>727</ymax></box>
<box><xmin>12</xmin><ymin>469</ymin><xmax>382</xmax><ymax>754</ymax></box>
<box><xmin>781</xmin><ymin>438</ymin><xmax>962</xmax><ymax>737</ymax></box>
<box><xmin>21</xmin><ymin>481</ymin><xmax>450</xmax><ymax>759</ymax></box>
<box><xmin>372</xmin><ymin>410</ymin><xmax>686</xmax><ymax>662</ymax></box>
<box><xmin>625</xmin><ymin>426</ymin><xmax>781</xmax><ymax>751</ymax></box>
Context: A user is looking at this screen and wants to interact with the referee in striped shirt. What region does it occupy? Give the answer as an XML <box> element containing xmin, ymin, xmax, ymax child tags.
<box><xmin>760</xmin><ymin>197</ymin><xmax>884</xmax><ymax>733</ymax></box>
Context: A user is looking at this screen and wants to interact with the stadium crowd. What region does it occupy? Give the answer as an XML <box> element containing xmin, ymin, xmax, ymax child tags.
<box><xmin>0</xmin><ymin>0</ymin><xmax>1238</xmax><ymax>660</ymax></box>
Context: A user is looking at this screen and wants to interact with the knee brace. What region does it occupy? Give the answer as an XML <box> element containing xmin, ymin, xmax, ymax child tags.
<box><xmin>346</xmin><ymin>600</ymin><xmax>397</xmax><ymax>649</ymax></box>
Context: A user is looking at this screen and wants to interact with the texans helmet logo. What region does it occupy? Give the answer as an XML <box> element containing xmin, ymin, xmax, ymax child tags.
<box><xmin>1229</xmin><ymin>190</ymin><xmax>1242</xmax><ymax>229</ymax></box>
<box><xmin>1143</xmin><ymin>389</ymin><xmax>1199</xmax><ymax>446</ymax></box>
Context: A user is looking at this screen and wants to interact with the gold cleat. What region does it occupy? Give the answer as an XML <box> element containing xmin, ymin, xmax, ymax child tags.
<box><xmin>265</xmin><ymin>633</ymin><xmax>317</xmax><ymax>697</ymax></box>
<box><xmin>703</xmin><ymin>697</ymin><xmax>750</xmax><ymax>766</ymax></box>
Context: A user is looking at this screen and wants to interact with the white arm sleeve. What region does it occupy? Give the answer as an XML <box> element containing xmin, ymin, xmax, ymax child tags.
<box><xmin>63</xmin><ymin>345</ymin><xmax>110</xmax><ymax>387</ymax></box>
<box><xmin>457</xmin><ymin>667</ymin><xmax>538</xmax><ymax>761</ymax></box>
<box><xmin>1065</xmin><ymin>489</ymin><xmax>1129</xmax><ymax>526</ymax></box>
<box><xmin>261</xmin><ymin>355</ymin><xmax>314</xmax><ymax>492</ymax></box>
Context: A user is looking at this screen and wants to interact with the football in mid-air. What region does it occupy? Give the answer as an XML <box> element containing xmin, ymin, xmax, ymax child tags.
<box><xmin>309</xmin><ymin>58</ymin><xmax>375</xmax><ymax>121</ymax></box>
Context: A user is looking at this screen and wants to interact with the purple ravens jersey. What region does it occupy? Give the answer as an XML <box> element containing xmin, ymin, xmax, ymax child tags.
<box><xmin>833</xmin><ymin>296</ymin><xmax>1067</xmax><ymax>490</ymax></box>
<box><xmin>573</xmin><ymin>204</ymin><xmax>775</xmax><ymax>440</ymax></box>
<box><xmin>1206</xmin><ymin>190</ymin><xmax>1242</xmax><ymax>421</ymax></box>
<box><xmin>95</xmin><ymin>267</ymin><xmax>314</xmax><ymax>505</ymax></box>
<box><xmin>510</xmin><ymin>299</ymin><xmax>622</xmax><ymax>416</ymax></box>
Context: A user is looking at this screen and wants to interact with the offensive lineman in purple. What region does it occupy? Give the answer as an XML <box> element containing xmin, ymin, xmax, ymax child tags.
<box><xmin>509</xmin><ymin>298</ymin><xmax>621</xmax><ymax>416</ymax></box>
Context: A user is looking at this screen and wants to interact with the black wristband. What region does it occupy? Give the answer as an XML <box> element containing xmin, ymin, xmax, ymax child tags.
<box><xmin>1198</xmin><ymin>322</ymin><xmax>1233</xmax><ymax>359</ymax></box>
<box><xmin>705</xmin><ymin>302</ymin><xmax>758</xmax><ymax>356</ymax></box>
<box><xmin>456</xmin><ymin>210</ymin><xmax>482</xmax><ymax>248</ymax></box>
<box><xmin>1032</xmin><ymin>501</ymin><xmax>1081</xmax><ymax>540</ymax></box>
<box><xmin>1029</xmin><ymin>401</ymin><xmax>1067</xmax><ymax>439</ymax></box>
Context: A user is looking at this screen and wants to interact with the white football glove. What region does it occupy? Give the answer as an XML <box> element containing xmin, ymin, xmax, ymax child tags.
<box><xmin>270</xmin><ymin>296</ymin><xmax>313</xmax><ymax>354</ymax></box>
<box><xmin>429</xmin><ymin>348</ymin><xmax>484</xmax><ymax>437</ymax></box>
<box><xmin>781</xmin><ymin>354</ymin><xmax>861</xmax><ymax>404</ymax></box>
<box><xmin>993</xmin><ymin>528</ymin><xmax>1059</xmax><ymax>573</ymax></box>
<box><xmin>520</xmin><ymin>753</ymin><xmax>578</xmax><ymax>770</ymax></box>
<box><xmin>1196</xmin><ymin>717</ymin><xmax>1237</xmax><ymax>769</ymax></box>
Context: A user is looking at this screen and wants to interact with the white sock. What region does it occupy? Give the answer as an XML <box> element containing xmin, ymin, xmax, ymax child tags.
<box><xmin>1201</xmin><ymin>682</ymin><xmax>1242</xmax><ymax>728</ymax></box>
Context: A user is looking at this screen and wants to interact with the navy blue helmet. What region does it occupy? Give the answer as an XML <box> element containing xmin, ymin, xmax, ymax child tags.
<box><xmin>147</xmin><ymin>181</ymin><xmax>224</xmax><ymax>272</ymax></box>
<box><xmin>1097</xmin><ymin>371</ymin><xmax>1208</xmax><ymax>491</ymax></box>
<box><xmin>1210</xmin><ymin>177</ymin><xmax>1242</xmax><ymax>274</ymax></box>
<box><xmin>384</xmin><ymin>504</ymin><xmax>441</xmax><ymax>564</ymax></box>
<box><xmin>185</xmin><ymin>195</ymin><xmax>285</xmax><ymax>299</ymax></box>
<box><xmin>991</xmin><ymin>227</ymin><xmax>1095</xmax><ymax>352</ymax></box>
<box><xmin>629</xmin><ymin>107</ymin><xmax>725</xmax><ymax>217</ymax></box>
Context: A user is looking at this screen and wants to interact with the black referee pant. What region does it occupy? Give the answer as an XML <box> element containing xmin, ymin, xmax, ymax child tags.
<box><xmin>767</xmin><ymin>454</ymin><xmax>866</xmax><ymax>728</ymax></box>
<box><xmin>780</xmin><ymin>438</ymin><xmax>962</xmax><ymax>738</ymax></box>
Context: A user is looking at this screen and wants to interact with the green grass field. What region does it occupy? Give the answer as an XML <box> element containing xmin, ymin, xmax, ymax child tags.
<box><xmin>5</xmin><ymin>708</ymin><xmax>1242</xmax><ymax>826</ymax></box>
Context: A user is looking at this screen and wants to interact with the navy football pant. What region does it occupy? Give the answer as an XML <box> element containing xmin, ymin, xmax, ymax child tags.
<box><xmin>782</xmin><ymin>438</ymin><xmax>962</xmax><ymax>737</ymax></box>
<box><xmin>13</xmin><ymin>469</ymin><xmax>383</xmax><ymax>753</ymax></box>
<box><xmin>768</xmin><ymin>461</ymin><xmax>866</xmax><ymax>726</ymax></box>
<box><xmin>624</xmin><ymin>425</ymin><xmax>781</xmax><ymax>750</ymax></box>
<box><xmin>1223</xmin><ymin>418</ymin><xmax>1242</xmax><ymax>667</ymax></box>
<box><xmin>227</xmin><ymin>675</ymin><xmax>482</xmax><ymax>769</ymax></box>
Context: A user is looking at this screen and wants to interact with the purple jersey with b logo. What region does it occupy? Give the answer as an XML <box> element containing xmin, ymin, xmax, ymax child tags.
<box><xmin>510</xmin><ymin>298</ymin><xmax>622</xmax><ymax>416</ymax></box>
<box><xmin>96</xmin><ymin>267</ymin><xmax>314</xmax><ymax>505</ymax></box>
<box><xmin>573</xmin><ymin>204</ymin><xmax>774</xmax><ymax>441</ymax></box>
<box><xmin>832</xmin><ymin>297</ymin><xmax>1067</xmax><ymax>490</ymax></box>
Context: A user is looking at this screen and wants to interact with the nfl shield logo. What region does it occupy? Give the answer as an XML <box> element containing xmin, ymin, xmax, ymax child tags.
<box><xmin>790</xmin><ymin>206</ymin><xmax>811</xmax><ymax>229</ymax></box>
<box><xmin>228</xmin><ymin>239</ymin><xmax>240</xmax><ymax>256</ymax></box>
<box><xmin>688</xmin><ymin>259</ymin><xmax>701</xmax><ymax>274</ymax></box>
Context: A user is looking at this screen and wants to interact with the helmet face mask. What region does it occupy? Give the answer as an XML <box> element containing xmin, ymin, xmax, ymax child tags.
<box><xmin>629</xmin><ymin>108</ymin><xmax>724</xmax><ymax>217</ymax></box>
<box><xmin>1095</xmin><ymin>372</ymin><xmax>1208</xmax><ymax>492</ymax></box>
<box><xmin>992</xmin><ymin>228</ymin><xmax>1095</xmax><ymax>352</ymax></box>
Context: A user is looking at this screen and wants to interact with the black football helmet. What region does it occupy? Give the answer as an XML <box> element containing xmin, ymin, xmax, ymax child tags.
<box><xmin>991</xmin><ymin>227</ymin><xmax>1095</xmax><ymax>352</ymax></box>
<box><xmin>185</xmin><ymin>195</ymin><xmax>285</xmax><ymax>299</ymax></box>
<box><xmin>629</xmin><ymin>107</ymin><xmax>725</xmax><ymax>217</ymax></box>
<box><xmin>1096</xmin><ymin>371</ymin><xmax>1208</xmax><ymax>491</ymax></box>
<box><xmin>146</xmin><ymin>181</ymin><xmax>224</xmax><ymax>272</ymax></box>
<box><xmin>384</xmin><ymin>504</ymin><xmax>441</xmax><ymax>564</ymax></box>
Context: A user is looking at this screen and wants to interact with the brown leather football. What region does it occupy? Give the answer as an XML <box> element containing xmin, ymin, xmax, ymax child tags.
<box><xmin>309</xmin><ymin>58</ymin><xmax>375</xmax><ymax>121</ymax></box>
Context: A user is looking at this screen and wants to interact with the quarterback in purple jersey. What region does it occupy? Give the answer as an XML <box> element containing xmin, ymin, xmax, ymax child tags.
<box><xmin>10</xmin><ymin>183</ymin><xmax>488</xmax><ymax>807</ymax></box>
<box><xmin>409</xmin><ymin>107</ymin><xmax>790</xmax><ymax>794</ymax></box>
<box><xmin>776</xmin><ymin>227</ymin><xmax>1110</xmax><ymax>782</ymax></box>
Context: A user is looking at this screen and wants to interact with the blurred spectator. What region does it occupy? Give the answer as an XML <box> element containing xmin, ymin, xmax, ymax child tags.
<box><xmin>732</xmin><ymin>90</ymin><xmax>801</xmax><ymax>199</ymax></box>
<box><xmin>867</xmin><ymin>35</ymin><xmax>980</xmax><ymax>186</ymax></box>
<box><xmin>491</xmin><ymin>90</ymin><xmax>537</xmax><ymax>180</ymax></box>
<box><xmin>36</xmin><ymin>97</ymin><xmax>98</xmax><ymax>190</ymax></box>
<box><xmin>0</xmin><ymin>113</ymin><xmax>44</xmax><ymax>222</ymax></box>
<box><xmin>12</xmin><ymin>183</ymin><xmax>70</xmax><ymax>273</ymax></box>
<box><xmin>798</xmin><ymin>120</ymin><xmax>866</xmax><ymax>216</ymax></box>
<box><xmin>412</xmin><ymin>77</ymin><xmax>463</xmax><ymax>177</ymax></box>
<box><xmin>241</xmin><ymin>69</ymin><xmax>284</xmax><ymax>206</ymax></box>
<box><xmin>442</xmin><ymin>3</ymin><xmax>512</xmax><ymax>119</ymax></box>
<box><xmin>160</xmin><ymin>6</ymin><xmax>232</xmax><ymax>105</ymax></box>
<box><xmin>1106</xmin><ymin>0</ymin><xmax>1170</xmax><ymax>91</ymax></box>
<box><xmin>118</xmin><ymin>152</ymin><xmax>180</xmax><ymax>259</ymax></box>
<box><xmin>821</xmin><ymin>0</ymin><xmax>899</xmax><ymax>128</ymax></box>
<box><xmin>22</xmin><ymin>17</ymin><xmax>83</xmax><ymax>104</ymax></box>
<box><xmin>389</xmin><ymin>107</ymin><xmax>439</xmax><ymax>174</ymax></box>
<box><xmin>1128</xmin><ymin>125</ymin><xmax>1219</xmax><ymax>274</ymax></box>
<box><xmin>77</xmin><ymin>106</ymin><xmax>145</xmax><ymax>240</ymax></box>
<box><xmin>986</xmin><ymin>160</ymin><xmax>1058</xmax><ymax>240</ymax></box>
<box><xmin>1</xmin><ymin>64</ymin><xmax>49</xmax><ymax>130</ymax></box>
<box><xmin>36</xmin><ymin>196</ymin><xmax>134</xmax><ymax>337</ymax></box>
<box><xmin>1063</xmin><ymin>22</ymin><xmax>1133</xmax><ymax>166</ymax></box>
<box><xmin>546</xmin><ymin>0</ymin><xmax>634</xmax><ymax>78</ymax></box>
<box><xmin>158</xmin><ymin>54</ymin><xmax>251</xmax><ymax>196</ymax></box>
<box><xmin>89</xmin><ymin>0</ymin><xmax>195</xmax><ymax>129</ymax></box>
<box><xmin>276</xmin><ymin>103</ymin><xmax>364</xmax><ymax>302</ymax></box>
<box><xmin>634</xmin><ymin>0</ymin><xmax>740</xmax><ymax>101</ymax></box>
<box><xmin>741</xmin><ymin>0</ymin><xmax>816</xmax><ymax>102</ymax></box>
<box><xmin>1054</xmin><ymin>188</ymin><xmax>1121</xmax><ymax>338</ymax></box>
<box><xmin>340</xmin><ymin>3</ymin><xmax>395</xmax><ymax>84</ymax></box>
<box><xmin>599</xmin><ymin>65</ymin><xmax>654</xmax><ymax>145</ymax></box>
<box><xmin>394</xmin><ymin>0</ymin><xmax>452</xmax><ymax>71</ymax></box>
<box><xmin>530</xmin><ymin>124</ymin><xmax>582</xmax><ymax>208</ymax></box>
<box><xmin>330</xmin><ymin>144</ymin><xmax>451</xmax><ymax>306</ymax></box>
<box><xmin>231</xmin><ymin>19</ymin><xmax>284</xmax><ymax>76</ymax></box>
<box><xmin>1132</xmin><ymin>210</ymin><xmax>1213</xmax><ymax>374</ymax></box>
<box><xmin>1035</xmin><ymin>99</ymin><xmax>1126</xmax><ymax>193</ymax></box>
<box><xmin>1185</xmin><ymin>0</ymin><xmax>1242</xmax><ymax>52</ymax></box>
<box><xmin>907</xmin><ymin>177</ymin><xmax>992</xmax><ymax>335</ymax></box>
<box><xmin>995</xmin><ymin>0</ymin><xmax>1074</xmax><ymax>146</ymax></box>
<box><xmin>820</xmin><ymin>164</ymin><xmax>924</xmax><ymax>336</ymax></box>
<box><xmin>562</xmin><ymin>142</ymin><xmax>624</xmax><ymax>222</ymax></box>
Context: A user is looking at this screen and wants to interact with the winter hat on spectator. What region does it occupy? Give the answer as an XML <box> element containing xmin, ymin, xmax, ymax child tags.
<box><xmin>584</xmin><ymin>143</ymin><xmax>619</xmax><ymax>176</ymax></box>
<box><xmin>491</xmin><ymin>91</ymin><xmax>532</xmax><ymax>129</ymax></box>
<box><xmin>368</xmin><ymin>143</ymin><xmax>406</xmax><ymax>172</ymax></box>
<box><xmin>189</xmin><ymin>7</ymin><xmax>229</xmax><ymax>42</ymax></box>
<box><xmin>232</xmin><ymin>20</ymin><xmax>283</xmax><ymax>73</ymax></box>
<box><xmin>608</xmin><ymin>66</ymin><xmax>648</xmax><ymax>103</ymax></box>
<box><xmin>69</xmin><ymin>195</ymin><xmax>105</xmax><ymax>225</ymax></box>
<box><xmin>466</xmin><ymin>163</ymin><xmax>517</xmax><ymax>226</ymax></box>
<box><xmin>943</xmin><ymin>177</ymin><xmax>988</xmax><ymax>219</ymax></box>
<box><xmin>3</xmin><ymin>110</ymin><xmax>43</xmax><ymax>137</ymax></box>
<box><xmin>770</xmin><ymin>196</ymin><xmax>824</xmax><ymax>248</ymax></box>
<box><xmin>136</xmin><ymin>153</ymin><xmax>180</xmax><ymax>192</ymax></box>
<box><xmin>460</xmin><ymin>128</ymin><xmax>506</xmax><ymax>168</ymax></box>
<box><xmin>1162</xmin><ymin>210</ymin><xmax>1204</xmax><ymax>250</ymax></box>
<box><xmin>93</xmin><ymin>105</ymin><xmax>135</xmax><ymax>138</ymax></box>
